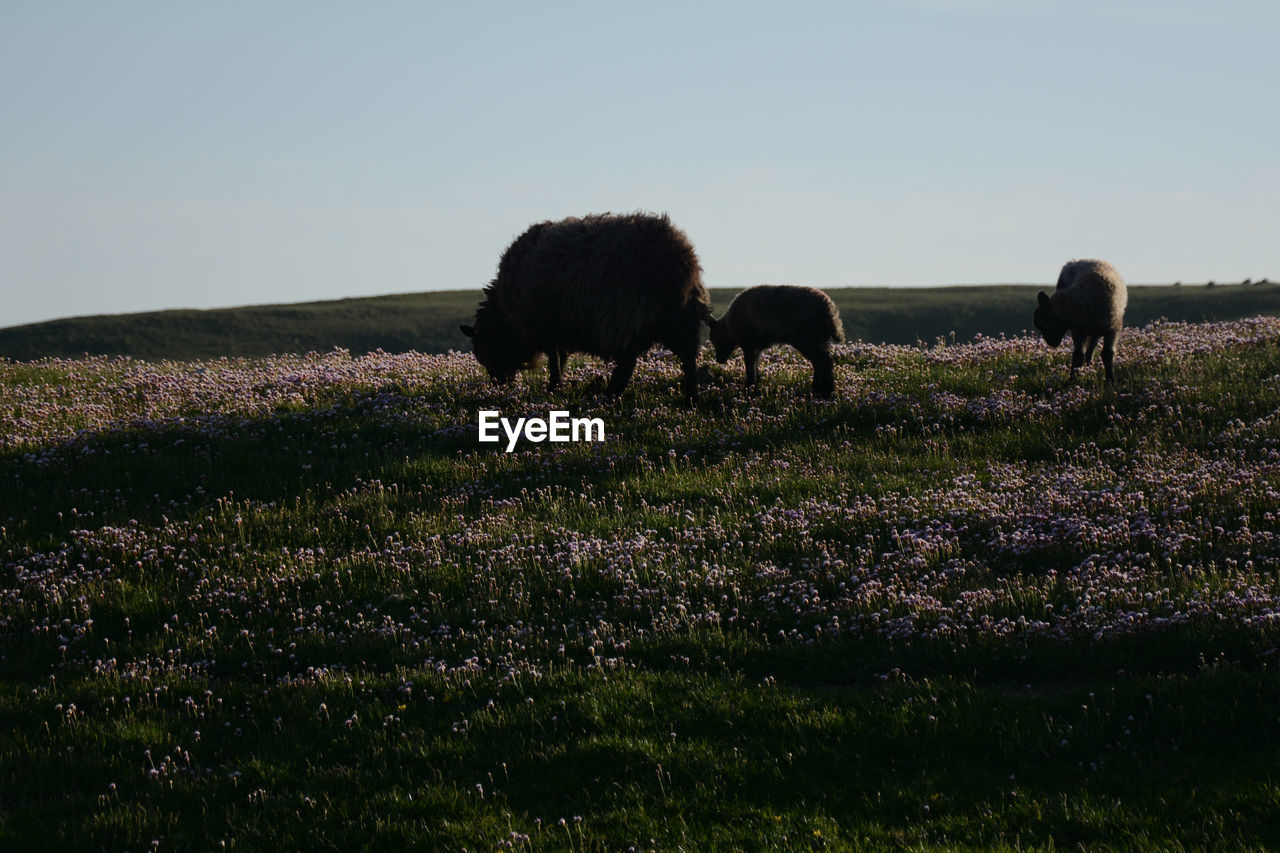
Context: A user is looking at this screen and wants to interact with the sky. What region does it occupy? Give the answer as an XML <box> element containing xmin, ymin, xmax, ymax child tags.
<box><xmin>2</xmin><ymin>0</ymin><xmax>1278</xmax><ymax>328</ymax></box>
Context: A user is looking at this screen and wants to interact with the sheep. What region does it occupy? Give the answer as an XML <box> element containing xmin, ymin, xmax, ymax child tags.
<box><xmin>460</xmin><ymin>212</ymin><xmax>712</xmax><ymax>400</ymax></box>
<box><xmin>709</xmin><ymin>285</ymin><xmax>845</xmax><ymax>398</ymax></box>
<box><xmin>1034</xmin><ymin>258</ymin><xmax>1128</xmax><ymax>383</ymax></box>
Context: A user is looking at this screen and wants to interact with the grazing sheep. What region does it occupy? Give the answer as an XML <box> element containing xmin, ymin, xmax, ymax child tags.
<box><xmin>460</xmin><ymin>212</ymin><xmax>712</xmax><ymax>400</ymax></box>
<box><xmin>710</xmin><ymin>285</ymin><xmax>845</xmax><ymax>398</ymax></box>
<box><xmin>1034</xmin><ymin>259</ymin><xmax>1128</xmax><ymax>383</ymax></box>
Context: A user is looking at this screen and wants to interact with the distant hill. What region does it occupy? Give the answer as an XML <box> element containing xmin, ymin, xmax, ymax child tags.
<box><xmin>2</xmin><ymin>282</ymin><xmax>1277</xmax><ymax>362</ymax></box>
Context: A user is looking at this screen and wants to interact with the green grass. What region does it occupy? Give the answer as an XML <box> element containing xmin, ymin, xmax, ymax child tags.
<box><xmin>2</xmin><ymin>280</ymin><xmax>1278</xmax><ymax>361</ymax></box>
<box><xmin>4</xmin><ymin>317</ymin><xmax>1280</xmax><ymax>849</ymax></box>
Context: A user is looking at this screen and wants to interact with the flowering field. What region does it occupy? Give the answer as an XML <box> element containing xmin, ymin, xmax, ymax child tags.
<box><xmin>5</xmin><ymin>317</ymin><xmax>1280</xmax><ymax>850</ymax></box>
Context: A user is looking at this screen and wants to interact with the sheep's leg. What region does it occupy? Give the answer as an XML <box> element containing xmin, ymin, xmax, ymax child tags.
<box><xmin>1082</xmin><ymin>336</ymin><xmax>1099</xmax><ymax>366</ymax></box>
<box><xmin>606</xmin><ymin>353</ymin><xmax>638</xmax><ymax>397</ymax></box>
<box><xmin>802</xmin><ymin>346</ymin><xmax>836</xmax><ymax>398</ymax></box>
<box><xmin>667</xmin><ymin>332</ymin><xmax>700</xmax><ymax>402</ymax></box>
<box><xmin>1071</xmin><ymin>339</ymin><xmax>1086</xmax><ymax>378</ymax></box>
<box><xmin>743</xmin><ymin>348</ymin><xmax>761</xmax><ymax>386</ymax></box>
<box><xmin>547</xmin><ymin>349</ymin><xmax>565</xmax><ymax>391</ymax></box>
<box><xmin>1101</xmin><ymin>333</ymin><xmax>1117</xmax><ymax>384</ymax></box>
<box><xmin>668</xmin><ymin>315</ymin><xmax>702</xmax><ymax>402</ymax></box>
<box><xmin>677</xmin><ymin>350</ymin><xmax>699</xmax><ymax>402</ymax></box>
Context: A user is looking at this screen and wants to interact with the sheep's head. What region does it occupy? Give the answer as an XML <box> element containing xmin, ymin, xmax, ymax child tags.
<box><xmin>460</xmin><ymin>301</ymin><xmax>537</xmax><ymax>384</ymax></box>
<box><xmin>708</xmin><ymin>318</ymin><xmax>737</xmax><ymax>363</ymax></box>
<box><xmin>1034</xmin><ymin>291</ymin><xmax>1069</xmax><ymax>348</ymax></box>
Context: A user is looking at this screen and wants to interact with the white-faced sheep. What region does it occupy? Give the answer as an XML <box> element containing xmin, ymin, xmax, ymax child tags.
<box><xmin>710</xmin><ymin>285</ymin><xmax>844</xmax><ymax>398</ymax></box>
<box><xmin>1034</xmin><ymin>258</ymin><xmax>1128</xmax><ymax>383</ymax></box>
<box><xmin>460</xmin><ymin>212</ymin><xmax>713</xmax><ymax>400</ymax></box>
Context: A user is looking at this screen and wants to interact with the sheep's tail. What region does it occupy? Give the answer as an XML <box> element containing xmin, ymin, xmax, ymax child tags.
<box><xmin>831</xmin><ymin>314</ymin><xmax>846</xmax><ymax>344</ymax></box>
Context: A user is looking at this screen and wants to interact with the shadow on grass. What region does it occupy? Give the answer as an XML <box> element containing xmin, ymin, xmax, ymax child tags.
<box><xmin>0</xmin><ymin>387</ymin><xmax>485</xmax><ymax>546</ymax></box>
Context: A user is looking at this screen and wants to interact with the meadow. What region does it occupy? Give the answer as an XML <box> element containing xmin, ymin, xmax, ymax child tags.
<box><xmin>4</xmin><ymin>315</ymin><xmax>1280</xmax><ymax>850</ymax></box>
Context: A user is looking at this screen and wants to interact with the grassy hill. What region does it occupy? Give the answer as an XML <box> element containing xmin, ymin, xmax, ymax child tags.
<box><xmin>2</xmin><ymin>281</ymin><xmax>1278</xmax><ymax>361</ymax></box>
<box><xmin>4</xmin><ymin>316</ymin><xmax>1280</xmax><ymax>849</ymax></box>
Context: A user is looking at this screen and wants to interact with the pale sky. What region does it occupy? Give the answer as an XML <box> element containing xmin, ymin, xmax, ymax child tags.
<box><xmin>3</xmin><ymin>1</ymin><xmax>1278</xmax><ymax>327</ymax></box>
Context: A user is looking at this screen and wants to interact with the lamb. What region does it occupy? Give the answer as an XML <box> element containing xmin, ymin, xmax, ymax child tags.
<box><xmin>460</xmin><ymin>212</ymin><xmax>713</xmax><ymax>400</ymax></box>
<box><xmin>1034</xmin><ymin>258</ymin><xmax>1128</xmax><ymax>383</ymax></box>
<box><xmin>709</xmin><ymin>285</ymin><xmax>845</xmax><ymax>398</ymax></box>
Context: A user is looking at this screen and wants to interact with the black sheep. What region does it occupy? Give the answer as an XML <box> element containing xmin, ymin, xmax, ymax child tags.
<box><xmin>461</xmin><ymin>212</ymin><xmax>712</xmax><ymax>399</ymax></box>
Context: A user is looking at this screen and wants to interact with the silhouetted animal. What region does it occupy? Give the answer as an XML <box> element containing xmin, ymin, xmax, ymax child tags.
<box><xmin>1034</xmin><ymin>259</ymin><xmax>1128</xmax><ymax>383</ymax></box>
<box><xmin>461</xmin><ymin>213</ymin><xmax>712</xmax><ymax>400</ymax></box>
<box><xmin>710</xmin><ymin>285</ymin><xmax>844</xmax><ymax>398</ymax></box>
